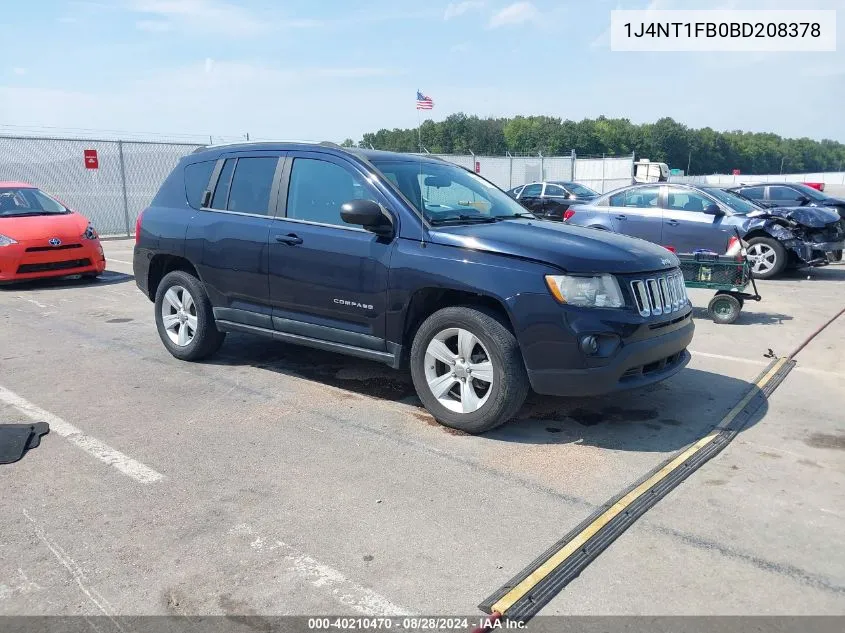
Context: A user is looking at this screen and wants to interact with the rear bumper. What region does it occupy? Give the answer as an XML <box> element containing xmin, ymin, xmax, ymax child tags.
<box><xmin>133</xmin><ymin>246</ymin><xmax>152</xmax><ymax>299</ymax></box>
<box><xmin>528</xmin><ymin>318</ymin><xmax>694</xmax><ymax>397</ymax></box>
<box><xmin>0</xmin><ymin>240</ymin><xmax>106</xmax><ymax>283</ymax></box>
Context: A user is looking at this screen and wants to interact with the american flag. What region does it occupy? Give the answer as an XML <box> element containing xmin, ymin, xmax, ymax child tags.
<box><xmin>416</xmin><ymin>91</ymin><xmax>434</xmax><ymax>110</ymax></box>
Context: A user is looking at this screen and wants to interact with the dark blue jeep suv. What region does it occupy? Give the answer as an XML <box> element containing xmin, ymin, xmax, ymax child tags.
<box><xmin>134</xmin><ymin>142</ymin><xmax>694</xmax><ymax>433</ymax></box>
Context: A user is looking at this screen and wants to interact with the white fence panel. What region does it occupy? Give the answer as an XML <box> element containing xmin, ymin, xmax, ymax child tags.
<box><xmin>476</xmin><ymin>156</ymin><xmax>511</xmax><ymax>189</ymax></box>
<box><xmin>542</xmin><ymin>157</ymin><xmax>573</xmax><ymax>183</ymax></box>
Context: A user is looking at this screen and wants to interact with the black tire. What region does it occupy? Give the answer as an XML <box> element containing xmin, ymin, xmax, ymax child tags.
<box><xmin>708</xmin><ymin>292</ymin><xmax>742</xmax><ymax>325</ymax></box>
<box><xmin>154</xmin><ymin>270</ymin><xmax>225</xmax><ymax>361</ymax></box>
<box><xmin>746</xmin><ymin>236</ymin><xmax>787</xmax><ymax>280</ymax></box>
<box><xmin>410</xmin><ymin>306</ymin><xmax>529</xmax><ymax>434</ymax></box>
<box><xmin>829</xmin><ymin>250</ymin><xmax>843</xmax><ymax>262</ymax></box>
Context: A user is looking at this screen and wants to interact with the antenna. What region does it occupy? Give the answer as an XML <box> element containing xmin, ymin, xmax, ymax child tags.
<box><xmin>416</xmin><ymin>92</ymin><xmax>426</xmax><ymax>249</ymax></box>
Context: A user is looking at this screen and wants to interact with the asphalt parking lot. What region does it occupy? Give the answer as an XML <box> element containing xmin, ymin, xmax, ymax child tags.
<box><xmin>1</xmin><ymin>238</ymin><xmax>844</xmax><ymax>619</ymax></box>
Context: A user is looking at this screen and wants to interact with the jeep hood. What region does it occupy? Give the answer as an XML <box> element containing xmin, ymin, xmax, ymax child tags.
<box><xmin>747</xmin><ymin>206</ymin><xmax>841</xmax><ymax>228</ymax></box>
<box><xmin>428</xmin><ymin>219</ymin><xmax>679</xmax><ymax>274</ymax></box>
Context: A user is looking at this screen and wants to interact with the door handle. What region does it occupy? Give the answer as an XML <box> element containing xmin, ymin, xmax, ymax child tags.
<box><xmin>615</xmin><ymin>214</ymin><xmax>627</xmax><ymax>220</ymax></box>
<box><xmin>666</xmin><ymin>219</ymin><xmax>680</xmax><ymax>226</ymax></box>
<box><xmin>275</xmin><ymin>233</ymin><xmax>303</xmax><ymax>245</ymax></box>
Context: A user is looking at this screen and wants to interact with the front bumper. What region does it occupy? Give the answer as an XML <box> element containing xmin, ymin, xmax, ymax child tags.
<box><xmin>528</xmin><ymin>318</ymin><xmax>694</xmax><ymax>396</ymax></box>
<box><xmin>789</xmin><ymin>239</ymin><xmax>845</xmax><ymax>264</ymax></box>
<box><xmin>0</xmin><ymin>239</ymin><xmax>106</xmax><ymax>283</ymax></box>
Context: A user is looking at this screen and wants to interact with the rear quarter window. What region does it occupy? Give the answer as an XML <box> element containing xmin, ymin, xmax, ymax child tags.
<box><xmin>184</xmin><ymin>160</ymin><xmax>216</xmax><ymax>209</ymax></box>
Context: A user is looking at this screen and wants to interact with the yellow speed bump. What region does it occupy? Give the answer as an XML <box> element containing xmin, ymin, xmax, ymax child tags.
<box><xmin>486</xmin><ymin>356</ymin><xmax>792</xmax><ymax>618</ymax></box>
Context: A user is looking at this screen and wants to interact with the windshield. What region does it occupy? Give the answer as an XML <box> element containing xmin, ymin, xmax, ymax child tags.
<box><xmin>369</xmin><ymin>158</ymin><xmax>533</xmax><ymax>224</ymax></box>
<box><xmin>0</xmin><ymin>187</ymin><xmax>69</xmax><ymax>217</ymax></box>
<box><xmin>791</xmin><ymin>183</ymin><xmax>828</xmax><ymax>201</ymax></box>
<box><xmin>559</xmin><ymin>182</ymin><xmax>598</xmax><ymax>197</ymax></box>
<box><xmin>704</xmin><ymin>188</ymin><xmax>761</xmax><ymax>214</ymax></box>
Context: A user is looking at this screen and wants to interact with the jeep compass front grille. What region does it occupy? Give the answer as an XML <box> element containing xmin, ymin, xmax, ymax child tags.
<box><xmin>630</xmin><ymin>271</ymin><xmax>688</xmax><ymax>317</ymax></box>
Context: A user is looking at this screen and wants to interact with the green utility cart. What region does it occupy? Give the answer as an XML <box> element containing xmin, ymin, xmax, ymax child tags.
<box><xmin>677</xmin><ymin>253</ymin><xmax>762</xmax><ymax>324</ymax></box>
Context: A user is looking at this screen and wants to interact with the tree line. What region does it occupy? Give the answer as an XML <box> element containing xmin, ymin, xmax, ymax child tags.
<box><xmin>341</xmin><ymin>114</ymin><xmax>845</xmax><ymax>175</ymax></box>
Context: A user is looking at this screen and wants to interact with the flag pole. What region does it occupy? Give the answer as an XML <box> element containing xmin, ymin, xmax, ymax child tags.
<box><xmin>416</xmin><ymin>90</ymin><xmax>422</xmax><ymax>153</ymax></box>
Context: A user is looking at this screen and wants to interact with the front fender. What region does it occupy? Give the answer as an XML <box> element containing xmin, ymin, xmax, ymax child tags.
<box><xmin>385</xmin><ymin>238</ymin><xmax>557</xmax><ymax>344</ymax></box>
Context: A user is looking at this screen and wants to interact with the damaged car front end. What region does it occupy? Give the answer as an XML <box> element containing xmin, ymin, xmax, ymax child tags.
<box><xmin>746</xmin><ymin>206</ymin><xmax>845</xmax><ymax>269</ymax></box>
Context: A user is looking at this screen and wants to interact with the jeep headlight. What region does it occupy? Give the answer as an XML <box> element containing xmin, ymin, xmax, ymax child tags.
<box><xmin>545</xmin><ymin>274</ymin><xmax>624</xmax><ymax>308</ymax></box>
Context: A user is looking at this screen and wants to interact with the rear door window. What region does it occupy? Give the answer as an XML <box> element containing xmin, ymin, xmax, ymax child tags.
<box><xmin>208</xmin><ymin>157</ymin><xmax>279</xmax><ymax>214</ymax></box>
<box><xmin>226</xmin><ymin>157</ymin><xmax>279</xmax><ymax>215</ymax></box>
<box><xmin>210</xmin><ymin>159</ymin><xmax>236</xmax><ymax>210</ymax></box>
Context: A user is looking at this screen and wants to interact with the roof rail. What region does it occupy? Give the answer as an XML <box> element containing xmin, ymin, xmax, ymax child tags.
<box><xmin>192</xmin><ymin>139</ymin><xmax>328</xmax><ymax>153</ymax></box>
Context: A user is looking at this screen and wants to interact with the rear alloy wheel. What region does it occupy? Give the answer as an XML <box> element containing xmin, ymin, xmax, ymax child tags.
<box><xmin>746</xmin><ymin>237</ymin><xmax>787</xmax><ymax>280</ymax></box>
<box><xmin>161</xmin><ymin>285</ymin><xmax>198</xmax><ymax>347</ymax></box>
<box><xmin>410</xmin><ymin>306</ymin><xmax>528</xmax><ymax>434</ymax></box>
<box><xmin>154</xmin><ymin>270</ymin><xmax>225</xmax><ymax>361</ymax></box>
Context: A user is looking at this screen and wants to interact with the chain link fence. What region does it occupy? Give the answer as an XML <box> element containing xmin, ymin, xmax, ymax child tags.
<box><xmin>0</xmin><ymin>135</ymin><xmax>635</xmax><ymax>235</ymax></box>
<box><xmin>0</xmin><ymin>135</ymin><xmax>201</xmax><ymax>236</ymax></box>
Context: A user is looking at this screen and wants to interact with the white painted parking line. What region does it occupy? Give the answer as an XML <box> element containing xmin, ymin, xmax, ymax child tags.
<box><xmin>690</xmin><ymin>350</ymin><xmax>769</xmax><ymax>366</ymax></box>
<box><xmin>230</xmin><ymin>524</ymin><xmax>413</xmax><ymax>616</ymax></box>
<box><xmin>23</xmin><ymin>509</ymin><xmax>125</xmax><ymax>630</ymax></box>
<box><xmin>0</xmin><ymin>385</ymin><xmax>164</xmax><ymax>484</ymax></box>
<box><xmin>106</xmin><ymin>258</ymin><xmax>134</xmax><ymax>266</ymax></box>
<box><xmin>691</xmin><ymin>350</ymin><xmax>845</xmax><ymax>378</ymax></box>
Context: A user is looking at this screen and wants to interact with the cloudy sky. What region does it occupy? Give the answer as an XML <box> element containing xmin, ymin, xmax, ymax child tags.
<box><xmin>1</xmin><ymin>0</ymin><xmax>843</xmax><ymax>143</ymax></box>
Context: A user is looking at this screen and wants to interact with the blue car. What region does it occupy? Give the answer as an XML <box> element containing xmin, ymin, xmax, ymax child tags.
<box><xmin>565</xmin><ymin>183</ymin><xmax>844</xmax><ymax>279</ymax></box>
<box><xmin>134</xmin><ymin>143</ymin><xmax>694</xmax><ymax>433</ymax></box>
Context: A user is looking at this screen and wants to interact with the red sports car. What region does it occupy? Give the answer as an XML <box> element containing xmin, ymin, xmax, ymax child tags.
<box><xmin>0</xmin><ymin>181</ymin><xmax>106</xmax><ymax>283</ymax></box>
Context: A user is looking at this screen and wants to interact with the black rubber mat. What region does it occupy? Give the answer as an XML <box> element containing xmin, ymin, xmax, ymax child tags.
<box><xmin>0</xmin><ymin>422</ymin><xmax>50</xmax><ymax>464</ymax></box>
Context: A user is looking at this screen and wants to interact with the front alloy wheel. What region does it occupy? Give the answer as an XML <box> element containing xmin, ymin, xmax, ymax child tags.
<box><xmin>745</xmin><ymin>237</ymin><xmax>787</xmax><ymax>279</ymax></box>
<box><xmin>424</xmin><ymin>328</ymin><xmax>494</xmax><ymax>413</ymax></box>
<box><xmin>410</xmin><ymin>306</ymin><xmax>529</xmax><ymax>434</ymax></box>
<box><xmin>747</xmin><ymin>243</ymin><xmax>777</xmax><ymax>275</ymax></box>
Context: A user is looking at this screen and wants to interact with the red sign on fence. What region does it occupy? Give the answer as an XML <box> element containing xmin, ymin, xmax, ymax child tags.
<box><xmin>732</xmin><ymin>169</ymin><xmax>740</xmax><ymax>175</ymax></box>
<box><xmin>474</xmin><ymin>161</ymin><xmax>480</xmax><ymax>173</ymax></box>
<box><xmin>84</xmin><ymin>149</ymin><xmax>99</xmax><ymax>169</ymax></box>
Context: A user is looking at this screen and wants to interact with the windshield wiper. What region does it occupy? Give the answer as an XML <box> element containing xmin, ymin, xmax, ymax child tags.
<box><xmin>429</xmin><ymin>214</ymin><xmax>499</xmax><ymax>225</ymax></box>
<box><xmin>0</xmin><ymin>211</ymin><xmax>51</xmax><ymax>217</ymax></box>
<box><xmin>492</xmin><ymin>213</ymin><xmax>536</xmax><ymax>220</ymax></box>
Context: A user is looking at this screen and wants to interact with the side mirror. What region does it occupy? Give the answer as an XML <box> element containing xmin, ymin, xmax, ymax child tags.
<box><xmin>703</xmin><ymin>203</ymin><xmax>724</xmax><ymax>216</ymax></box>
<box><xmin>340</xmin><ymin>199</ymin><xmax>393</xmax><ymax>236</ymax></box>
<box><xmin>797</xmin><ymin>195</ymin><xmax>811</xmax><ymax>205</ymax></box>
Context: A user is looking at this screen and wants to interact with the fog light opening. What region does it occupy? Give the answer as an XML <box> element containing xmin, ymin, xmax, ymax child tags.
<box><xmin>580</xmin><ymin>335</ymin><xmax>599</xmax><ymax>355</ymax></box>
